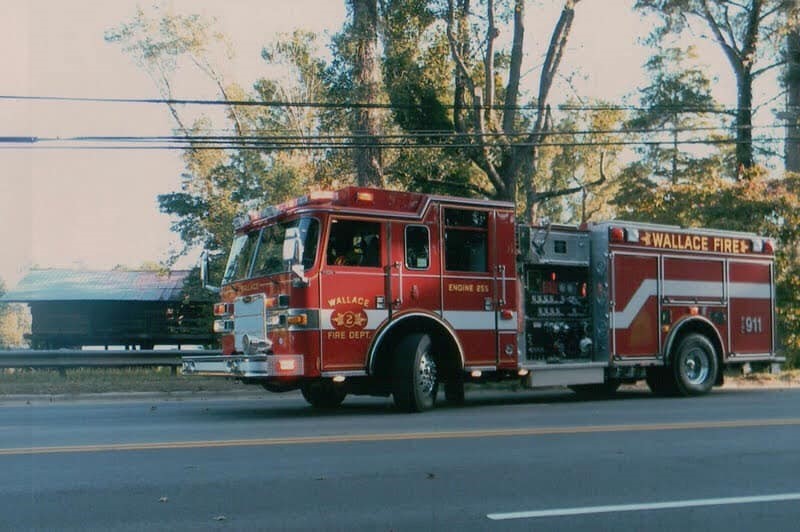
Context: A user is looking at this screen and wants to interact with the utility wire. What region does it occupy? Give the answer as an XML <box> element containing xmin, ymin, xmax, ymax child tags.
<box><xmin>0</xmin><ymin>121</ymin><xmax>788</xmax><ymax>148</ymax></box>
<box><xmin>0</xmin><ymin>93</ymin><xmax>755</xmax><ymax>114</ymax></box>
<box><xmin>3</xmin><ymin>136</ymin><xmax>796</xmax><ymax>151</ymax></box>
<box><xmin>51</xmin><ymin>123</ymin><xmax>789</xmax><ymax>141</ymax></box>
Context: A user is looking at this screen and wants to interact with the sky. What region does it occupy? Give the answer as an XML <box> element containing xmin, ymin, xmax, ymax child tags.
<box><xmin>0</xmin><ymin>0</ymin><xmax>763</xmax><ymax>288</ymax></box>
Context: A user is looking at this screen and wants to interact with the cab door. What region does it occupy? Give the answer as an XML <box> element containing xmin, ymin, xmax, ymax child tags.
<box><xmin>388</xmin><ymin>209</ymin><xmax>442</xmax><ymax>317</ymax></box>
<box><xmin>319</xmin><ymin>217</ymin><xmax>386</xmax><ymax>372</ymax></box>
<box><xmin>440</xmin><ymin>206</ymin><xmax>497</xmax><ymax>366</ymax></box>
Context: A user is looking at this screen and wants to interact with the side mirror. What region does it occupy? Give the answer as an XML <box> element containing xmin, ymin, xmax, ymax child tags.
<box><xmin>282</xmin><ymin>227</ymin><xmax>308</xmax><ymax>285</ymax></box>
<box><xmin>282</xmin><ymin>227</ymin><xmax>302</xmax><ymax>262</ymax></box>
<box><xmin>200</xmin><ymin>250</ymin><xmax>220</xmax><ymax>294</ymax></box>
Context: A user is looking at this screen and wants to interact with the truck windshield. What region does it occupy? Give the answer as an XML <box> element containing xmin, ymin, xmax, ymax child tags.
<box><xmin>222</xmin><ymin>217</ymin><xmax>319</xmax><ymax>284</ymax></box>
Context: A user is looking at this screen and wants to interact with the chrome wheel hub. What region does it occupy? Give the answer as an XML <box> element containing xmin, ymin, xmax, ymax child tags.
<box><xmin>417</xmin><ymin>352</ymin><xmax>437</xmax><ymax>395</ymax></box>
<box><xmin>684</xmin><ymin>348</ymin><xmax>709</xmax><ymax>384</ymax></box>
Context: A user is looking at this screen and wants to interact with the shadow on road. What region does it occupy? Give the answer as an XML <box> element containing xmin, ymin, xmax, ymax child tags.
<box><xmin>195</xmin><ymin>386</ymin><xmax>668</xmax><ymax>421</ymax></box>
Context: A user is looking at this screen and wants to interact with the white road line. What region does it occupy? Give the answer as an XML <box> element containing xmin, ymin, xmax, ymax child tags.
<box><xmin>487</xmin><ymin>492</ymin><xmax>800</xmax><ymax>521</ymax></box>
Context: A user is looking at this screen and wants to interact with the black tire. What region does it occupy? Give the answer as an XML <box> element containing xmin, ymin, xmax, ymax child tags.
<box><xmin>392</xmin><ymin>333</ymin><xmax>439</xmax><ymax>412</ymax></box>
<box><xmin>569</xmin><ymin>380</ymin><xmax>621</xmax><ymax>398</ymax></box>
<box><xmin>301</xmin><ymin>380</ymin><xmax>347</xmax><ymax>409</ymax></box>
<box><xmin>444</xmin><ymin>377</ymin><xmax>465</xmax><ymax>405</ymax></box>
<box><xmin>645</xmin><ymin>367</ymin><xmax>679</xmax><ymax>396</ymax></box>
<box><xmin>672</xmin><ymin>333</ymin><xmax>718</xmax><ymax>396</ymax></box>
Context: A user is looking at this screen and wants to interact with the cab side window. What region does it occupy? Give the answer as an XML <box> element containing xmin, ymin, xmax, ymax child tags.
<box><xmin>326</xmin><ymin>219</ymin><xmax>381</xmax><ymax>267</ymax></box>
<box><xmin>405</xmin><ymin>225</ymin><xmax>429</xmax><ymax>270</ymax></box>
<box><xmin>443</xmin><ymin>209</ymin><xmax>488</xmax><ymax>272</ymax></box>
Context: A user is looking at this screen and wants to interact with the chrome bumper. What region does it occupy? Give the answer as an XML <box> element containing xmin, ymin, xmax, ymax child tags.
<box><xmin>181</xmin><ymin>354</ymin><xmax>304</xmax><ymax>378</ymax></box>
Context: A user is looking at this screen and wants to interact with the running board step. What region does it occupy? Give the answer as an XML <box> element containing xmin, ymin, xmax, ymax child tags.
<box><xmin>523</xmin><ymin>366</ymin><xmax>604</xmax><ymax>388</ymax></box>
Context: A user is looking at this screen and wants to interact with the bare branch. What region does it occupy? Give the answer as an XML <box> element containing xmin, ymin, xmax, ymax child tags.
<box><xmin>700</xmin><ymin>0</ymin><xmax>744</xmax><ymax>74</ymax></box>
<box><xmin>752</xmin><ymin>59</ymin><xmax>788</xmax><ymax>78</ymax></box>
<box><xmin>445</xmin><ymin>0</ymin><xmax>505</xmax><ymax>195</ymax></box>
<box><xmin>502</xmin><ymin>0</ymin><xmax>524</xmax><ymax>135</ymax></box>
<box><xmin>740</xmin><ymin>0</ymin><xmax>762</xmax><ymax>70</ymax></box>
<box><xmin>753</xmin><ymin>87</ymin><xmax>788</xmax><ymax>112</ymax></box>
<box><xmin>484</xmin><ymin>0</ymin><xmax>497</xmax><ymax>126</ymax></box>
<box><xmin>721</xmin><ymin>3</ymin><xmax>741</xmax><ymax>54</ymax></box>
<box><xmin>758</xmin><ymin>3</ymin><xmax>785</xmax><ymax>23</ymax></box>
<box><xmin>533</xmin><ymin>151</ymin><xmax>607</xmax><ymax>204</ymax></box>
<box><xmin>446</xmin><ymin>0</ymin><xmax>477</xmax><ymax>97</ymax></box>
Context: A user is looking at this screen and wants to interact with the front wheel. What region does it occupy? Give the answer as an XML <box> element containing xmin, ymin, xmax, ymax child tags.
<box><xmin>672</xmin><ymin>334</ymin><xmax>718</xmax><ymax>396</ymax></box>
<box><xmin>392</xmin><ymin>333</ymin><xmax>439</xmax><ymax>412</ymax></box>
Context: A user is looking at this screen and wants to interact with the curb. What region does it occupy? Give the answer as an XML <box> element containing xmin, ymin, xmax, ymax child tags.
<box><xmin>0</xmin><ymin>388</ymin><xmax>273</xmax><ymax>406</ymax></box>
<box><xmin>2</xmin><ymin>381</ymin><xmax>798</xmax><ymax>406</ymax></box>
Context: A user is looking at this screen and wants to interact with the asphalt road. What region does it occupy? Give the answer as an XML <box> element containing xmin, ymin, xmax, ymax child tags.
<box><xmin>2</xmin><ymin>387</ymin><xmax>800</xmax><ymax>531</ymax></box>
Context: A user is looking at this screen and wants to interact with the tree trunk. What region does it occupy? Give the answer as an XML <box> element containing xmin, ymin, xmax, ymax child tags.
<box><xmin>523</xmin><ymin>0</ymin><xmax>578</xmax><ymax>222</ymax></box>
<box><xmin>786</xmin><ymin>27</ymin><xmax>800</xmax><ymax>173</ymax></box>
<box><xmin>735</xmin><ymin>70</ymin><xmax>755</xmax><ymax>176</ymax></box>
<box><xmin>453</xmin><ymin>0</ymin><xmax>470</xmax><ymax>132</ymax></box>
<box><xmin>350</xmin><ymin>0</ymin><xmax>384</xmax><ymax>187</ymax></box>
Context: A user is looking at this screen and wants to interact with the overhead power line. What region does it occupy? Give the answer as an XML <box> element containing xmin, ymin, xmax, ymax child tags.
<box><xmin>2</xmin><ymin>135</ymin><xmax>796</xmax><ymax>151</ymax></box>
<box><xmin>0</xmin><ymin>120</ymin><xmax>789</xmax><ymax>147</ymax></box>
<box><xmin>0</xmin><ymin>93</ymin><xmax>752</xmax><ymax>114</ymax></box>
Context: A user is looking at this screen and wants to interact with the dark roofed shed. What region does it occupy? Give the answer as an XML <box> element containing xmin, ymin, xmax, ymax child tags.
<box><xmin>1</xmin><ymin>269</ymin><xmax>214</xmax><ymax>349</ymax></box>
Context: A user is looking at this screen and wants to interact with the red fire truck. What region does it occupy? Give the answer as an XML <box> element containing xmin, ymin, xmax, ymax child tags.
<box><xmin>182</xmin><ymin>187</ymin><xmax>780</xmax><ymax>411</ymax></box>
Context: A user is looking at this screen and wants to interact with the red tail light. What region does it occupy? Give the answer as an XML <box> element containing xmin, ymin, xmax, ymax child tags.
<box><xmin>213</xmin><ymin>302</ymin><xmax>233</xmax><ymax>316</ymax></box>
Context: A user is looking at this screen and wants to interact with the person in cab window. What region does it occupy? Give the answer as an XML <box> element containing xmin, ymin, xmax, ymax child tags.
<box><xmin>335</xmin><ymin>235</ymin><xmax>365</xmax><ymax>266</ymax></box>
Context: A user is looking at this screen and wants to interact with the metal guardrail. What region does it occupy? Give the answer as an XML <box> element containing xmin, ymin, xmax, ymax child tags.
<box><xmin>0</xmin><ymin>350</ymin><xmax>221</xmax><ymax>369</ymax></box>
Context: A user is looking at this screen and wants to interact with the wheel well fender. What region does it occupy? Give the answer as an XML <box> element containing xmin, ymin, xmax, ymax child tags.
<box><xmin>664</xmin><ymin>317</ymin><xmax>724</xmax><ymax>378</ymax></box>
<box><xmin>368</xmin><ymin>312</ymin><xmax>464</xmax><ymax>380</ymax></box>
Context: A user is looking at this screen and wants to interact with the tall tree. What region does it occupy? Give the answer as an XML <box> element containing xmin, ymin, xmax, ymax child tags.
<box><xmin>538</xmin><ymin>106</ymin><xmax>624</xmax><ymax>225</ymax></box>
<box><xmin>107</xmin><ymin>11</ymin><xmax>330</xmax><ymax>272</ymax></box>
<box><xmin>628</xmin><ymin>47</ymin><xmax>720</xmax><ymax>184</ymax></box>
<box><xmin>636</xmin><ymin>0</ymin><xmax>794</xmax><ymax>177</ymax></box>
<box><xmin>381</xmin><ymin>0</ymin><xmax>585</xmax><ymax>220</ymax></box>
<box><xmin>785</xmin><ymin>22</ymin><xmax>800</xmax><ymax>172</ymax></box>
<box><xmin>350</xmin><ymin>0</ymin><xmax>385</xmax><ymax>186</ymax></box>
<box><xmin>614</xmin><ymin>45</ymin><xmax>728</xmax><ymax>223</ymax></box>
<box><xmin>445</xmin><ymin>0</ymin><xmax>585</xmax><ymax>221</ymax></box>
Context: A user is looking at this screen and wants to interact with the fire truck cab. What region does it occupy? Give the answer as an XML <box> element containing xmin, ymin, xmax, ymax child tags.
<box><xmin>182</xmin><ymin>187</ymin><xmax>780</xmax><ymax>411</ymax></box>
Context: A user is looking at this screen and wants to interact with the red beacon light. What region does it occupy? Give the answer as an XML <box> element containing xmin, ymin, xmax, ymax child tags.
<box><xmin>356</xmin><ymin>191</ymin><xmax>375</xmax><ymax>203</ymax></box>
<box><xmin>213</xmin><ymin>302</ymin><xmax>233</xmax><ymax>316</ymax></box>
<box><xmin>609</xmin><ymin>226</ymin><xmax>640</xmax><ymax>243</ymax></box>
<box><xmin>609</xmin><ymin>227</ymin><xmax>625</xmax><ymax>242</ymax></box>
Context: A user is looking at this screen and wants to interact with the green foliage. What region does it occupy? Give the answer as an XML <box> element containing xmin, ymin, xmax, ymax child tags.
<box><xmin>537</xmin><ymin>105</ymin><xmax>626</xmax><ymax>224</ymax></box>
<box><xmin>109</xmin><ymin>10</ymin><xmax>335</xmax><ymax>281</ymax></box>
<box><xmin>0</xmin><ymin>278</ymin><xmax>31</xmax><ymax>349</ymax></box>
<box><xmin>381</xmin><ymin>0</ymin><xmax>452</xmax><ymax>133</ymax></box>
<box><xmin>615</xmin><ymin>44</ymin><xmax>730</xmax><ymax>224</ymax></box>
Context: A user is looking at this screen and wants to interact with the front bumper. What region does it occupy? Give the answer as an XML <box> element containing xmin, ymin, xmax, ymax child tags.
<box><xmin>181</xmin><ymin>354</ymin><xmax>304</xmax><ymax>378</ymax></box>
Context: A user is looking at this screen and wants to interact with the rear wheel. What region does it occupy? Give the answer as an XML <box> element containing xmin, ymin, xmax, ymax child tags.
<box><xmin>672</xmin><ymin>334</ymin><xmax>718</xmax><ymax>396</ymax></box>
<box><xmin>392</xmin><ymin>333</ymin><xmax>439</xmax><ymax>412</ymax></box>
<box><xmin>301</xmin><ymin>380</ymin><xmax>347</xmax><ymax>409</ymax></box>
